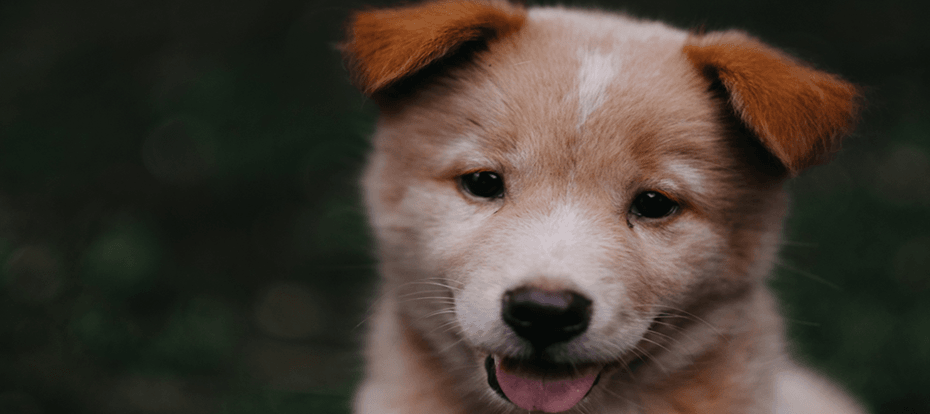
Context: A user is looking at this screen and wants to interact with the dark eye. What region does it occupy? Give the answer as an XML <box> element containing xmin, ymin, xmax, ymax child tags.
<box><xmin>630</xmin><ymin>191</ymin><xmax>678</xmax><ymax>219</ymax></box>
<box><xmin>460</xmin><ymin>171</ymin><xmax>505</xmax><ymax>199</ymax></box>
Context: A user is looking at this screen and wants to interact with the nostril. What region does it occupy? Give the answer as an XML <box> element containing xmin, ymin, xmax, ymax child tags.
<box><xmin>504</xmin><ymin>289</ymin><xmax>575</xmax><ymax>322</ymax></box>
<box><xmin>502</xmin><ymin>287</ymin><xmax>592</xmax><ymax>347</ymax></box>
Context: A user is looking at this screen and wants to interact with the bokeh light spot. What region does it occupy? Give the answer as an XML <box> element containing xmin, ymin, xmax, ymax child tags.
<box><xmin>80</xmin><ymin>221</ymin><xmax>162</xmax><ymax>297</ymax></box>
<box><xmin>151</xmin><ymin>297</ymin><xmax>238</xmax><ymax>371</ymax></box>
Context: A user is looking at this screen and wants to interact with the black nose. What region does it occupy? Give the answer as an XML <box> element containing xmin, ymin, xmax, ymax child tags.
<box><xmin>501</xmin><ymin>287</ymin><xmax>592</xmax><ymax>348</ymax></box>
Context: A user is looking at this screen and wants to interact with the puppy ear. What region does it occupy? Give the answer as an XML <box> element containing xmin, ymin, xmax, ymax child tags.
<box><xmin>684</xmin><ymin>31</ymin><xmax>861</xmax><ymax>174</ymax></box>
<box><xmin>341</xmin><ymin>0</ymin><xmax>526</xmax><ymax>96</ymax></box>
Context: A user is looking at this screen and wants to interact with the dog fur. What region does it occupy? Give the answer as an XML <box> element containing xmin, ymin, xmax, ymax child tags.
<box><xmin>341</xmin><ymin>1</ymin><xmax>863</xmax><ymax>413</ymax></box>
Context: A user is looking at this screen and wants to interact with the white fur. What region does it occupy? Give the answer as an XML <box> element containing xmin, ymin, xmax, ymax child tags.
<box><xmin>576</xmin><ymin>51</ymin><xmax>618</xmax><ymax>128</ymax></box>
<box><xmin>663</xmin><ymin>160</ymin><xmax>708</xmax><ymax>194</ymax></box>
<box><xmin>455</xmin><ymin>201</ymin><xmax>651</xmax><ymax>361</ymax></box>
<box><xmin>776</xmin><ymin>366</ymin><xmax>866</xmax><ymax>414</ymax></box>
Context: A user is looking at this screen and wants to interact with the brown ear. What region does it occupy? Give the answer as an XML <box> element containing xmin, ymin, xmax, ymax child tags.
<box><xmin>341</xmin><ymin>0</ymin><xmax>526</xmax><ymax>96</ymax></box>
<box><xmin>684</xmin><ymin>31</ymin><xmax>861</xmax><ymax>174</ymax></box>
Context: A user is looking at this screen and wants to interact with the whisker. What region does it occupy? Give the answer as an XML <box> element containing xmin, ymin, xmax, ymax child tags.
<box><xmin>598</xmin><ymin>386</ymin><xmax>642</xmax><ymax>411</ymax></box>
<box><xmin>422</xmin><ymin>308</ymin><xmax>458</xmax><ymax>319</ymax></box>
<box><xmin>353</xmin><ymin>292</ymin><xmax>387</xmax><ymax>330</ymax></box>
<box><xmin>654</xmin><ymin>306</ymin><xmax>724</xmax><ymax>337</ymax></box>
<box><xmin>644</xmin><ymin>327</ymin><xmax>686</xmax><ymax>349</ymax></box>
<box><xmin>405</xmin><ymin>279</ymin><xmax>462</xmax><ymax>291</ymax></box>
<box><xmin>396</xmin><ymin>289</ymin><xmax>451</xmax><ymax>298</ymax></box>
<box><xmin>783</xmin><ymin>317</ymin><xmax>821</xmax><ymax>327</ymax></box>
<box><xmin>576</xmin><ymin>400</ymin><xmax>594</xmax><ymax>414</ymax></box>
<box><xmin>428</xmin><ymin>320</ymin><xmax>463</xmax><ymax>335</ymax></box>
<box><xmin>397</xmin><ymin>296</ymin><xmax>456</xmax><ymax>304</ymax></box>
<box><xmin>774</xmin><ymin>259</ymin><xmax>841</xmax><ymax>290</ymax></box>
<box><xmin>648</xmin><ymin>319</ymin><xmax>702</xmax><ymax>348</ymax></box>
<box><xmin>638</xmin><ymin>336</ymin><xmax>673</xmax><ymax>355</ymax></box>
<box><xmin>633</xmin><ymin>344</ymin><xmax>668</xmax><ymax>373</ymax></box>
<box><xmin>436</xmin><ymin>336</ymin><xmax>466</xmax><ymax>355</ymax></box>
<box><xmin>354</xmin><ymin>277</ymin><xmax>461</xmax><ymax>330</ymax></box>
<box><xmin>778</xmin><ymin>239</ymin><xmax>819</xmax><ymax>248</ymax></box>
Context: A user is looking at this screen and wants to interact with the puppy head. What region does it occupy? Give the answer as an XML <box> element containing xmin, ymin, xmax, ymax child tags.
<box><xmin>344</xmin><ymin>1</ymin><xmax>858</xmax><ymax>411</ymax></box>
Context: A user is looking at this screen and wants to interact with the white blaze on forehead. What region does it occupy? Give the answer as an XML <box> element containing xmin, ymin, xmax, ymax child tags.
<box><xmin>576</xmin><ymin>51</ymin><xmax>618</xmax><ymax>128</ymax></box>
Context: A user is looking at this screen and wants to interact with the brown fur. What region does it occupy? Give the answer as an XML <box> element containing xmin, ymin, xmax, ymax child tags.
<box><xmin>343</xmin><ymin>1</ymin><xmax>864</xmax><ymax>413</ymax></box>
<box><xmin>684</xmin><ymin>32</ymin><xmax>861</xmax><ymax>174</ymax></box>
<box><xmin>342</xmin><ymin>0</ymin><xmax>526</xmax><ymax>95</ymax></box>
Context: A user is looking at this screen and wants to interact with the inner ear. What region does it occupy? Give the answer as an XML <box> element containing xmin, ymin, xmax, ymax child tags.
<box><xmin>702</xmin><ymin>65</ymin><xmax>789</xmax><ymax>180</ymax></box>
<box><xmin>700</xmin><ymin>65</ymin><xmax>728</xmax><ymax>104</ymax></box>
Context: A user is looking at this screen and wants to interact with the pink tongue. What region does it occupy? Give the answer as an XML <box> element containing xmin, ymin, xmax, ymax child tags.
<box><xmin>495</xmin><ymin>361</ymin><xmax>597</xmax><ymax>413</ymax></box>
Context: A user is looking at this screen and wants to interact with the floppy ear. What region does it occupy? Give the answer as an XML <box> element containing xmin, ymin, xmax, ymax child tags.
<box><xmin>341</xmin><ymin>0</ymin><xmax>527</xmax><ymax>97</ymax></box>
<box><xmin>684</xmin><ymin>31</ymin><xmax>861</xmax><ymax>175</ymax></box>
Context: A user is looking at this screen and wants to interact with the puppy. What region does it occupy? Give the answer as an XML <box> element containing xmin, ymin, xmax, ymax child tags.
<box><xmin>341</xmin><ymin>1</ymin><xmax>863</xmax><ymax>413</ymax></box>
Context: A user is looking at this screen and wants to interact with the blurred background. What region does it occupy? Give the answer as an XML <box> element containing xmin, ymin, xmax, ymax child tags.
<box><xmin>0</xmin><ymin>0</ymin><xmax>927</xmax><ymax>413</ymax></box>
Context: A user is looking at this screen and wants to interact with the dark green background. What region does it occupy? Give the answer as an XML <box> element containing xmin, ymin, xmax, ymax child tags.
<box><xmin>0</xmin><ymin>0</ymin><xmax>927</xmax><ymax>413</ymax></box>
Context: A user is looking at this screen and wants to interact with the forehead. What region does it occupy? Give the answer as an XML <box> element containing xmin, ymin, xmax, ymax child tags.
<box><xmin>447</xmin><ymin>9</ymin><xmax>724</xmax><ymax>175</ymax></box>
<box><xmin>375</xmin><ymin>7</ymin><xmax>731</xmax><ymax>193</ymax></box>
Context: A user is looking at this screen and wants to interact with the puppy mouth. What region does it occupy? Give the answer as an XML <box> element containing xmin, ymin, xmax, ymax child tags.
<box><xmin>485</xmin><ymin>355</ymin><xmax>602</xmax><ymax>413</ymax></box>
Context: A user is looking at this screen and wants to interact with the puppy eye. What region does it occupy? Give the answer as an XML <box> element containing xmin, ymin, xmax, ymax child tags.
<box><xmin>630</xmin><ymin>191</ymin><xmax>678</xmax><ymax>219</ymax></box>
<box><xmin>460</xmin><ymin>171</ymin><xmax>505</xmax><ymax>199</ymax></box>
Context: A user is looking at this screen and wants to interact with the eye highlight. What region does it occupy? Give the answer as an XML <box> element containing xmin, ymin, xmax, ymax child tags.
<box><xmin>459</xmin><ymin>171</ymin><xmax>505</xmax><ymax>199</ymax></box>
<box><xmin>630</xmin><ymin>191</ymin><xmax>678</xmax><ymax>219</ymax></box>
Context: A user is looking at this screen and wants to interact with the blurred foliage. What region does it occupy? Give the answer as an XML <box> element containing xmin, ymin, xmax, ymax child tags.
<box><xmin>0</xmin><ymin>0</ymin><xmax>927</xmax><ymax>413</ymax></box>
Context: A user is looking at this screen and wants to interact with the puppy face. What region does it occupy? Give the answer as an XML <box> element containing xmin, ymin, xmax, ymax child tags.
<box><xmin>344</xmin><ymin>2</ymin><xmax>858</xmax><ymax>412</ymax></box>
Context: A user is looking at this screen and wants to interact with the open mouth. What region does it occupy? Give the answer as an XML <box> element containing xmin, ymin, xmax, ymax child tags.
<box><xmin>485</xmin><ymin>355</ymin><xmax>602</xmax><ymax>413</ymax></box>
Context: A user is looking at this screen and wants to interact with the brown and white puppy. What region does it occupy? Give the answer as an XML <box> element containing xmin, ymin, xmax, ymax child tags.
<box><xmin>341</xmin><ymin>1</ymin><xmax>863</xmax><ymax>413</ymax></box>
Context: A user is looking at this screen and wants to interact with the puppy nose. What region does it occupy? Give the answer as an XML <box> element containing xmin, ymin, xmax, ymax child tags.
<box><xmin>502</xmin><ymin>287</ymin><xmax>592</xmax><ymax>347</ymax></box>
